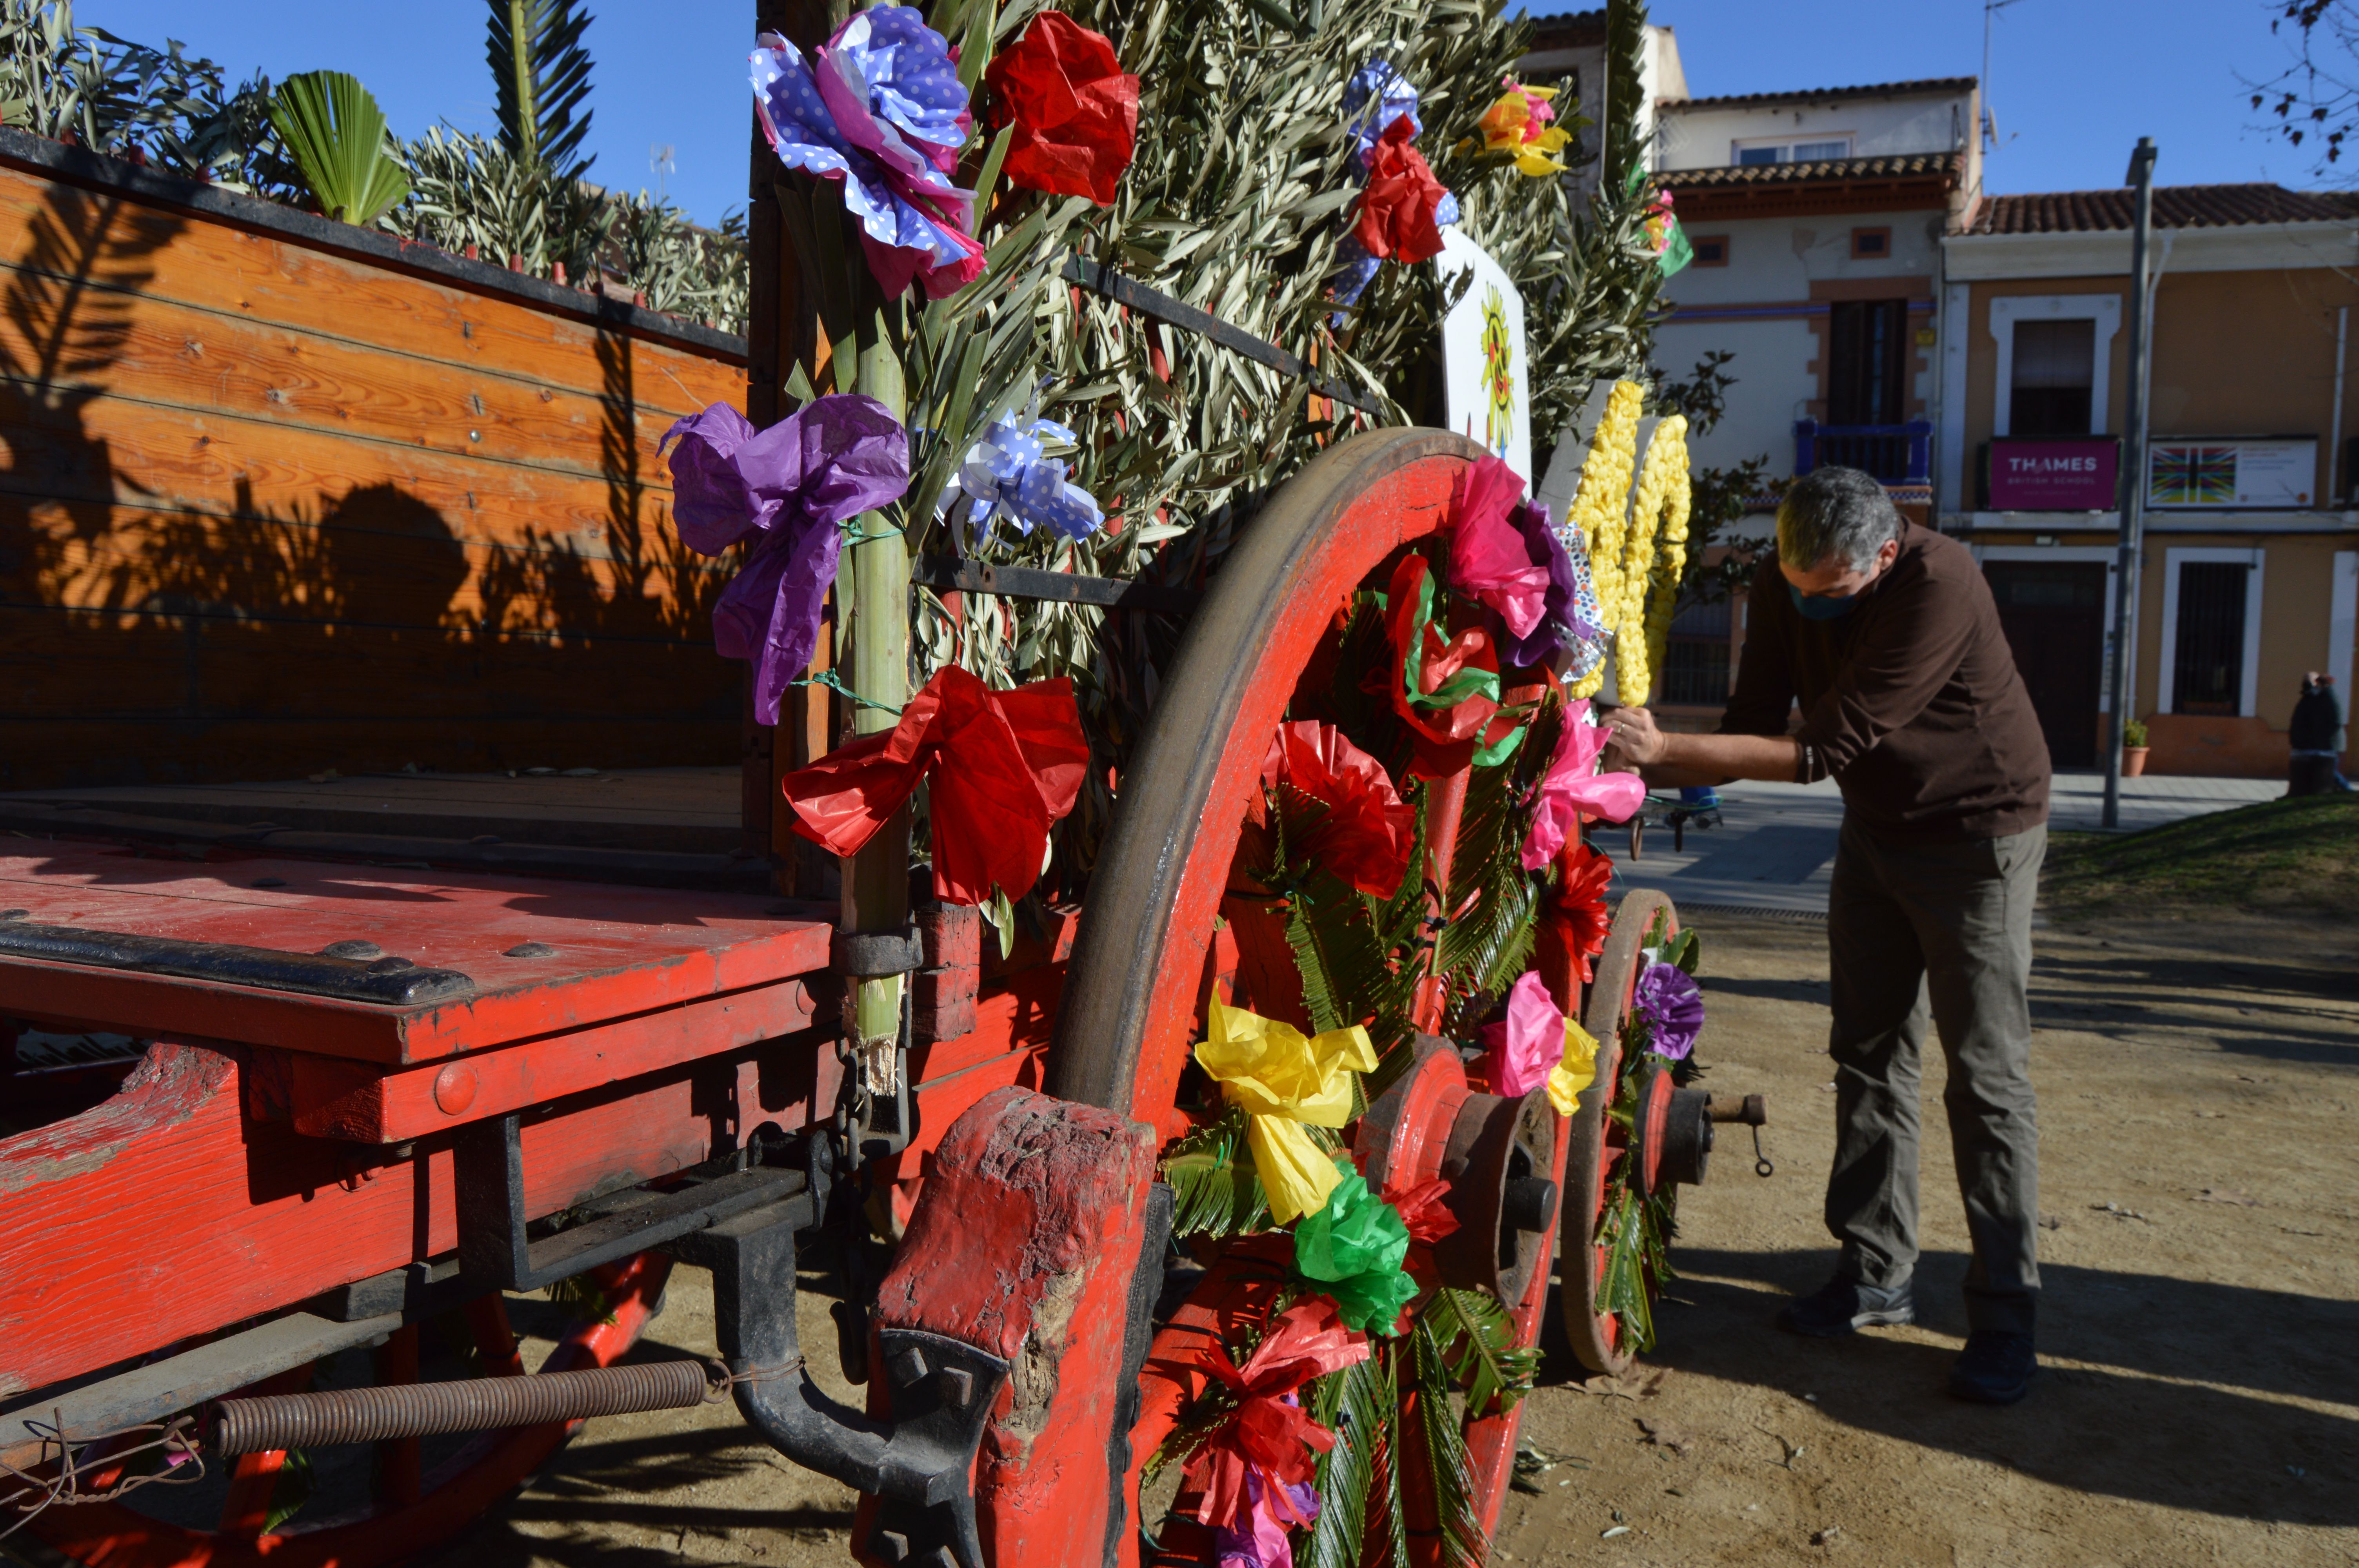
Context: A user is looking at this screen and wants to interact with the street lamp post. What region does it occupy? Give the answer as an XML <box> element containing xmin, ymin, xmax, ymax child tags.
<box><xmin>2102</xmin><ymin>137</ymin><xmax>2158</xmax><ymax>831</ymax></box>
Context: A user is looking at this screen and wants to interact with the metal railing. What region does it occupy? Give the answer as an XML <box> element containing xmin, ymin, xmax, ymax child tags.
<box><xmin>1794</xmin><ymin>419</ymin><xmax>1933</xmax><ymax>486</ymax></box>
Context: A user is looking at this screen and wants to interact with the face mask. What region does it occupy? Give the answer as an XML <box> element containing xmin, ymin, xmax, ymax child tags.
<box><xmin>1788</xmin><ymin>583</ymin><xmax>1859</xmax><ymax>621</ymax></box>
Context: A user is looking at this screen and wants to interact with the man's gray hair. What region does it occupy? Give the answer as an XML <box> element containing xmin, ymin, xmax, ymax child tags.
<box><xmin>1777</xmin><ymin>466</ymin><xmax>1902</xmax><ymax>573</ymax></box>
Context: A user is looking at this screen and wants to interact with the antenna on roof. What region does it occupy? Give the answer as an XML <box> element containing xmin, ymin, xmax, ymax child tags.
<box><xmin>1981</xmin><ymin>0</ymin><xmax>2025</xmax><ymax>154</ymax></box>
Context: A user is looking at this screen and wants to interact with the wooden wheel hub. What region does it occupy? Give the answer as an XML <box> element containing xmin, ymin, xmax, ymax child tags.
<box><xmin>1359</xmin><ymin>1040</ymin><xmax>1560</xmax><ymax>1304</ymax></box>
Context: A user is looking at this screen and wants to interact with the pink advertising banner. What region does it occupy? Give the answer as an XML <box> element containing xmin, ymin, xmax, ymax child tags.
<box><xmin>1988</xmin><ymin>438</ymin><xmax>2120</xmax><ymax>512</ymax></box>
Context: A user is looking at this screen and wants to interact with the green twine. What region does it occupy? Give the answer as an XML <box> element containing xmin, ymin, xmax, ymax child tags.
<box><xmin>791</xmin><ymin>669</ymin><xmax>904</xmax><ymax>716</ymax></box>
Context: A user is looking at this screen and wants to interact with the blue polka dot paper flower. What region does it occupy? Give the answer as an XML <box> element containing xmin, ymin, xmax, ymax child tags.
<box><xmin>751</xmin><ymin>5</ymin><xmax>985</xmax><ymax>300</ymax></box>
<box><xmin>937</xmin><ymin>402</ymin><xmax>1104</xmax><ymax>548</ymax></box>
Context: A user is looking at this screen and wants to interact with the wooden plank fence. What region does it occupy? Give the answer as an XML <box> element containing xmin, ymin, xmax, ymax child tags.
<box><xmin>0</xmin><ymin>128</ymin><xmax>750</xmax><ymax>790</ymax></box>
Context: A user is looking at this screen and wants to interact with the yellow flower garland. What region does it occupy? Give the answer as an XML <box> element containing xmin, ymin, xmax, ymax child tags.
<box><xmin>1564</xmin><ymin>380</ymin><xmax>1644</xmax><ymax>699</ymax></box>
<box><xmin>1615</xmin><ymin>415</ymin><xmax>1691</xmax><ymax>702</ymax></box>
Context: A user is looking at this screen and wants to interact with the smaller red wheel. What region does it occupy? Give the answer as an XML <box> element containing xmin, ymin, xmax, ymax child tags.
<box><xmin>1559</xmin><ymin>887</ymin><xmax>1679</xmax><ymax>1376</ymax></box>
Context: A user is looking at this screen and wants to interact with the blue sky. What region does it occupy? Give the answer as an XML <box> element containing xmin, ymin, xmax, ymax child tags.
<box><xmin>85</xmin><ymin>0</ymin><xmax>2336</xmax><ymax>229</ymax></box>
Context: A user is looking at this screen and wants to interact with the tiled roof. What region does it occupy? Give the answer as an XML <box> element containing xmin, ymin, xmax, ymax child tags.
<box><xmin>1665</xmin><ymin>78</ymin><xmax>1977</xmax><ymax>112</ymax></box>
<box><xmin>1662</xmin><ymin>151</ymin><xmax>1962</xmax><ymax>189</ymax></box>
<box><xmin>1522</xmin><ymin>10</ymin><xmax>1606</xmax><ymax>50</ymax></box>
<box><xmin>1968</xmin><ymin>183</ymin><xmax>2359</xmax><ymax>233</ymax></box>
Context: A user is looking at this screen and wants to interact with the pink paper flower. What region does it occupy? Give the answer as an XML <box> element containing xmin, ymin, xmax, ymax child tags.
<box><xmin>1449</xmin><ymin>454</ymin><xmax>1550</xmax><ymax>640</ymax></box>
<box><xmin>1521</xmin><ymin>699</ymin><xmax>1645</xmax><ymax>870</ymax></box>
<box><xmin>1479</xmin><ymin>970</ymin><xmax>1562</xmax><ymax>1098</ymax></box>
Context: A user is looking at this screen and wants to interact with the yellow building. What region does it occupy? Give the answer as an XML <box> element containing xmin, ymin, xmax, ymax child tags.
<box><xmin>1941</xmin><ymin>186</ymin><xmax>2359</xmax><ymax>777</ymax></box>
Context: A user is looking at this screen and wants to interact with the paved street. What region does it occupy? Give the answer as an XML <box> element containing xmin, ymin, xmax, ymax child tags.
<box><xmin>1607</xmin><ymin>771</ymin><xmax>2283</xmax><ymax>916</ymax></box>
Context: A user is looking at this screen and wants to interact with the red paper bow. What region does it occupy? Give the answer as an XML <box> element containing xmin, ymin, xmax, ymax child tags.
<box><xmin>1377</xmin><ymin>554</ymin><xmax>1503</xmax><ymax>779</ymax></box>
<box><xmin>1354</xmin><ymin>116</ymin><xmax>1450</xmax><ymax>266</ymax></box>
<box><xmin>1187</xmin><ymin>1298</ymin><xmax>1371</xmax><ymax>1531</ymax></box>
<box><xmin>1538</xmin><ymin>838</ymin><xmax>1612</xmax><ymax>985</ymax></box>
<box><xmin>983</xmin><ymin>12</ymin><xmax>1140</xmax><ymax>205</ymax></box>
<box><xmin>1260</xmin><ymin>721</ymin><xmax>1415</xmax><ymax>900</ymax></box>
<box><xmin>781</xmin><ymin>665</ymin><xmax>1088</xmax><ymax>905</ymax></box>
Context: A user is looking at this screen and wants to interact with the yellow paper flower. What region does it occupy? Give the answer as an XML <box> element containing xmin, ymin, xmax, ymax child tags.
<box><xmin>1194</xmin><ymin>999</ymin><xmax>1378</xmax><ymax>1223</ymax></box>
<box><xmin>1619</xmin><ymin>414</ymin><xmax>1691</xmax><ymax>701</ymax></box>
<box><xmin>1479</xmin><ymin>80</ymin><xmax>1572</xmax><ymax>176</ymax></box>
<box><xmin>1566</xmin><ymin>380</ymin><xmax>1644</xmax><ymax>699</ymax></box>
<box><xmin>1547</xmin><ymin>1018</ymin><xmax>1602</xmax><ymax>1117</ymax></box>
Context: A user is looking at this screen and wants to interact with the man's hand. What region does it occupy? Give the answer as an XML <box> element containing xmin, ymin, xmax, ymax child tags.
<box><xmin>1603</xmin><ymin>704</ymin><xmax>1669</xmax><ymax>768</ymax></box>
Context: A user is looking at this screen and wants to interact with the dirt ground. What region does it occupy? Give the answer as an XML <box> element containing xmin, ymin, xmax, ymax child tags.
<box><xmin>25</xmin><ymin>908</ymin><xmax>2345</xmax><ymax>1568</ymax></box>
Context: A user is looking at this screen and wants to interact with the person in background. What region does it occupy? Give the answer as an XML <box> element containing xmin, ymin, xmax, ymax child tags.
<box><xmin>2288</xmin><ymin>672</ymin><xmax>2352</xmax><ymax>795</ymax></box>
<box><xmin>1600</xmin><ymin>466</ymin><xmax>2052</xmax><ymax>1406</ymax></box>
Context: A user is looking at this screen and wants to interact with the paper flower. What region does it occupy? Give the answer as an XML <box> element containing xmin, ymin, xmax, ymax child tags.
<box><xmin>1383</xmin><ymin>553</ymin><xmax>1507</xmax><ymax>779</ymax></box>
<box><xmin>937</xmin><ymin>405</ymin><xmax>1103</xmax><ymax>546</ymax></box>
<box><xmin>1213</xmin><ymin>1468</ymin><xmax>1319</xmax><ymax>1568</ymax></box>
<box><xmin>1343</xmin><ymin>59</ymin><xmax>1421</xmax><ymax>165</ymax></box>
<box><xmin>751</xmin><ymin>6</ymin><xmax>985</xmax><ymax>299</ymax></box>
<box><xmin>1521</xmin><ymin>699</ymin><xmax>1645</xmax><ymax>869</ymax></box>
<box><xmin>1354</xmin><ymin>116</ymin><xmax>1451</xmax><ymax>266</ymax></box>
<box><xmin>1261</xmin><ymin>722</ymin><xmax>1415</xmax><ymax>900</ymax></box>
<box><xmin>1330</xmin><ymin>62</ymin><xmax>1459</xmax><ymax>311</ymax></box>
<box><xmin>983</xmin><ymin>11</ymin><xmax>1138</xmax><ymax>205</ymax></box>
<box><xmin>1194</xmin><ymin>1001</ymin><xmax>1376</xmax><ymax>1224</ymax></box>
<box><xmin>1479</xmin><ymin>970</ymin><xmax>1602</xmax><ymax>1116</ymax></box>
<box><xmin>1633</xmin><ymin>960</ymin><xmax>1704</xmax><ymax>1062</ymax></box>
<box><xmin>1539</xmin><ymin>838</ymin><xmax>1613</xmax><ymax>985</ymax></box>
<box><xmin>1450</xmin><ymin>454</ymin><xmax>1551</xmax><ymax>641</ymax></box>
<box><xmin>780</xmin><ymin>665</ymin><xmax>1088</xmax><ymax>905</ymax></box>
<box><xmin>660</xmin><ymin>396</ymin><xmax>911</xmax><ymax>726</ymax></box>
<box><xmin>1378</xmin><ymin>1174</ymin><xmax>1460</xmax><ymax>1246</ymax></box>
<box><xmin>1479</xmin><ymin>77</ymin><xmax>1572</xmax><ymax>176</ymax></box>
<box><xmin>1186</xmin><ymin>1298</ymin><xmax>1370</xmax><ymax>1544</ymax></box>
<box><xmin>1293</xmin><ymin>1169</ymin><xmax>1419</xmax><ymax>1334</ymax></box>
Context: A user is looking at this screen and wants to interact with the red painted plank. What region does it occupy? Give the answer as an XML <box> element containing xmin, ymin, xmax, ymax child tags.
<box><xmin>290</xmin><ymin>976</ymin><xmax>825</xmax><ymax>1142</ymax></box>
<box><xmin>0</xmin><ymin>1033</ymin><xmax>811</xmax><ymax>1398</ymax></box>
<box><xmin>0</xmin><ymin>847</ymin><xmax>831</xmax><ymax>1063</ymax></box>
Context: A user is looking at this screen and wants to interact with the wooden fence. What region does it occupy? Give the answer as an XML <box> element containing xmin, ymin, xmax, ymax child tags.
<box><xmin>0</xmin><ymin>128</ymin><xmax>750</xmax><ymax>791</ymax></box>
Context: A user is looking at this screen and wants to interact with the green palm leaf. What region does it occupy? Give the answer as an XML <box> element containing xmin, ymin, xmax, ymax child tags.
<box><xmin>1160</xmin><ymin>1110</ymin><xmax>1272</xmax><ymax>1238</ymax></box>
<box><xmin>1425</xmin><ymin>1286</ymin><xmax>1541</xmax><ymax>1419</ymax></box>
<box><xmin>267</xmin><ymin>70</ymin><xmax>409</xmax><ymax>225</ymax></box>
<box><xmin>487</xmin><ymin>0</ymin><xmax>594</xmax><ymax>176</ymax></box>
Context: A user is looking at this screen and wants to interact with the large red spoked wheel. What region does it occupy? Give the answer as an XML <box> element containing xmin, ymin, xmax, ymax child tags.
<box><xmin>1558</xmin><ymin>887</ymin><xmax>1679</xmax><ymax>1376</ymax></box>
<box><xmin>1049</xmin><ymin>427</ymin><xmax>1595</xmax><ymax>1562</ymax></box>
<box><xmin>27</xmin><ymin>1254</ymin><xmax>669</xmax><ymax>1568</ymax></box>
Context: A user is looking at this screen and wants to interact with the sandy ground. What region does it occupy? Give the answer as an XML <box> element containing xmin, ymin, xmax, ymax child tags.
<box><xmin>18</xmin><ymin>909</ymin><xmax>2351</xmax><ymax>1568</ymax></box>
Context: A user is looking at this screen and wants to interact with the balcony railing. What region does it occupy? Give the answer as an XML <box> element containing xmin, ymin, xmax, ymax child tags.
<box><xmin>1794</xmin><ymin>419</ymin><xmax>1933</xmax><ymax>486</ymax></box>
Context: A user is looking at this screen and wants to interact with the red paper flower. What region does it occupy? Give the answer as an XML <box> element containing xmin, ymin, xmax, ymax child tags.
<box><xmin>1185</xmin><ymin>1298</ymin><xmax>1371</xmax><ymax>1533</ymax></box>
<box><xmin>983</xmin><ymin>12</ymin><xmax>1140</xmax><ymax>205</ymax></box>
<box><xmin>781</xmin><ymin>665</ymin><xmax>1088</xmax><ymax>905</ymax></box>
<box><xmin>1379</xmin><ymin>553</ymin><xmax>1502</xmax><ymax>779</ymax></box>
<box><xmin>1353</xmin><ymin>116</ymin><xmax>1449</xmax><ymax>265</ymax></box>
<box><xmin>1538</xmin><ymin>838</ymin><xmax>1612</xmax><ymax>985</ymax></box>
<box><xmin>1261</xmin><ymin>721</ymin><xmax>1415</xmax><ymax>900</ymax></box>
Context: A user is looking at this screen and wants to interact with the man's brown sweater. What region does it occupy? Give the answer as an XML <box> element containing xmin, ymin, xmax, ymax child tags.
<box><xmin>1719</xmin><ymin>523</ymin><xmax>2051</xmax><ymax>840</ymax></box>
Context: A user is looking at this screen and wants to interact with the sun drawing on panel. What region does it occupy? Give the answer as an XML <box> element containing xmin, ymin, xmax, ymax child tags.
<box><xmin>1481</xmin><ymin>283</ymin><xmax>1515</xmax><ymax>458</ymax></box>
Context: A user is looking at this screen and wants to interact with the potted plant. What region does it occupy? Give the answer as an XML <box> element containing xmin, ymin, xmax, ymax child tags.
<box><xmin>2121</xmin><ymin>716</ymin><xmax>2150</xmax><ymax>777</ymax></box>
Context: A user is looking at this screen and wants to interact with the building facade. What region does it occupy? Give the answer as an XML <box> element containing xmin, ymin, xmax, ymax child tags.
<box><xmin>1943</xmin><ymin>187</ymin><xmax>2359</xmax><ymax>776</ymax></box>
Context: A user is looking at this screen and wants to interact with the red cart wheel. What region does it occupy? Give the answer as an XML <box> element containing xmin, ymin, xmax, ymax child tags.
<box><xmin>27</xmin><ymin>1253</ymin><xmax>669</xmax><ymax>1568</ymax></box>
<box><xmin>1049</xmin><ymin>427</ymin><xmax>1565</xmax><ymax>1561</ymax></box>
<box><xmin>1559</xmin><ymin>887</ymin><xmax>1679</xmax><ymax>1376</ymax></box>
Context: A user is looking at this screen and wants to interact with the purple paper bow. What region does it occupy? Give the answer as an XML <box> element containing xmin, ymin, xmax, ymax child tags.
<box><xmin>751</xmin><ymin>5</ymin><xmax>985</xmax><ymax>300</ymax></box>
<box><xmin>1633</xmin><ymin>960</ymin><xmax>1705</xmax><ymax>1062</ymax></box>
<box><xmin>661</xmin><ymin>395</ymin><xmax>911</xmax><ymax>725</ymax></box>
<box><xmin>1213</xmin><ymin>1465</ymin><xmax>1319</xmax><ymax>1568</ymax></box>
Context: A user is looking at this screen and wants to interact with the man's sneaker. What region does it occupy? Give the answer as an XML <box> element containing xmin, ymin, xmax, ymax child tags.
<box><xmin>1776</xmin><ymin>1275</ymin><xmax>1915</xmax><ymax>1338</ymax></box>
<box><xmin>1948</xmin><ymin>1332</ymin><xmax>2036</xmax><ymax>1405</ymax></box>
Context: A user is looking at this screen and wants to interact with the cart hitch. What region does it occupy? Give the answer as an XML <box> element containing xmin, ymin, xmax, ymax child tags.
<box><xmin>689</xmin><ymin>1086</ymin><xmax>1166</xmax><ymax>1568</ymax></box>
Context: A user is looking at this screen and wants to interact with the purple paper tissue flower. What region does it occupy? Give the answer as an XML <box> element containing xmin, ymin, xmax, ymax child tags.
<box><xmin>1633</xmin><ymin>960</ymin><xmax>1705</xmax><ymax>1062</ymax></box>
<box><xmin>660</xmin><ymin>395</ymin><xmax>911</xmax><ymax>726</ymax></box>
<box><xmin>751</xmin><ymin>5</ymin><xmax>985</xmax><ymax>299</ymax></box>
<box><xmin>1498</xmin><ymin>494</ymin><xmax>1609</xmax><ymax>669</ymax></box>
<box><xmin>1214</xmin><ymin>1466</ymin><xmax>1319</xmax><ymax>1568</ymax></box>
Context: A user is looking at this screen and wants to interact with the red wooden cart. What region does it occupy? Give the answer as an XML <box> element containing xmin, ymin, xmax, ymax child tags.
<box><xmin>0</xmin><ymin>427</ymin><xmax>1763</xmax><ymax>1568</ymax></box>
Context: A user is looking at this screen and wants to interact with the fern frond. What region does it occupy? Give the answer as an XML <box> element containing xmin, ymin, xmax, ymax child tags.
<box><xmin>1160</xmin><ymin>1110</ymin><xmax>1271</xmax><ymax>1238</ymax></box>
<box><xmin>1424</xmin><ymin>1286</ymin><xmax>1541</xmax><ymax>1419</ymax></box>
<box><xmin>1409</xmin><ymin>1318</ymin><xmax>1489</xmax><ymax>1568</ymax></box>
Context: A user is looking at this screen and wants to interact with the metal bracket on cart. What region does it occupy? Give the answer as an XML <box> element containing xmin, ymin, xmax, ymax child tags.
<box><xmin>829</xmin><ymin>924</ymin><xmax>923</xmax><ymax>1172</ymax></box>
<box><xmin>672</xmin><ymin>1184</ymin><xmax>1005</xmax><ymax>1568</ymax></box>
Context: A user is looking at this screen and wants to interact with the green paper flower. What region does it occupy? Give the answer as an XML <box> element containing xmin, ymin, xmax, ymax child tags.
<box><xmin>1293</xmin><ymin>1168</ymin><xmax>1420</xmax><ymax>1333</ymax></box>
